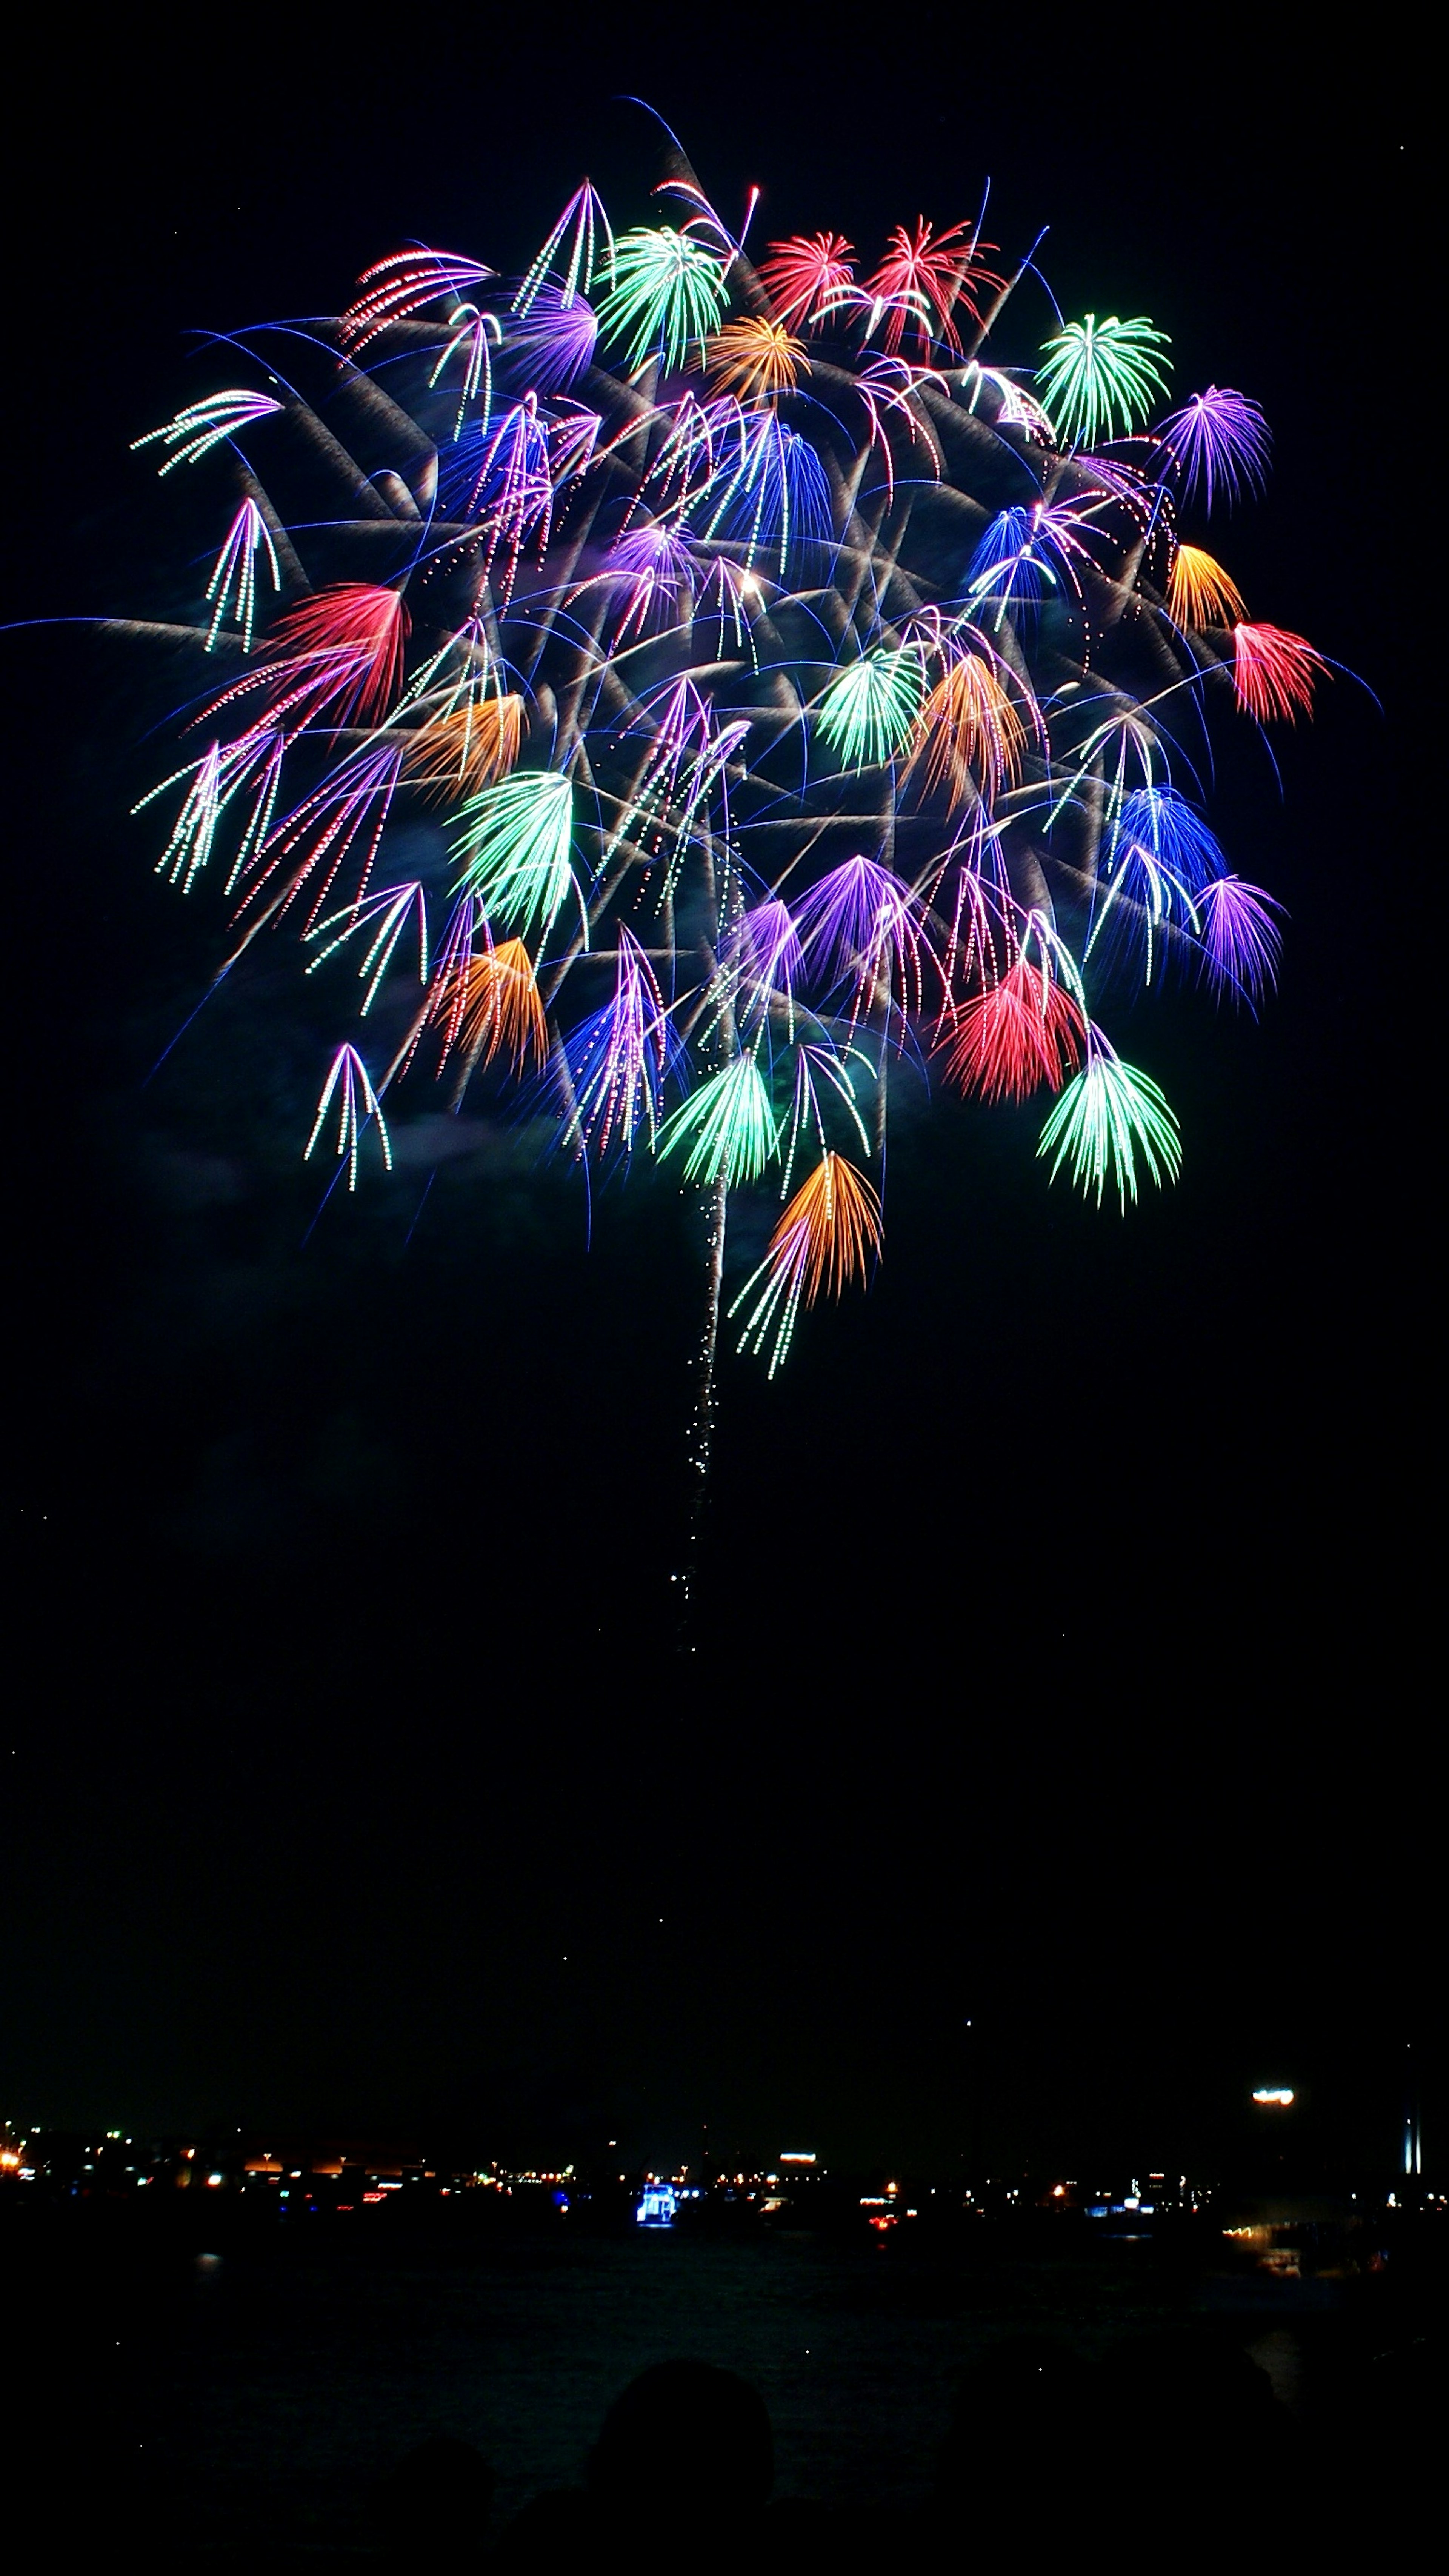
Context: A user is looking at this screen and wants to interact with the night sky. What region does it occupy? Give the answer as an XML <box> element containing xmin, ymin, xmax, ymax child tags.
<box><xmin>5</xmin><ymin>18</ymin><xmax>1429</xmax><ymax>2180</ymax></box>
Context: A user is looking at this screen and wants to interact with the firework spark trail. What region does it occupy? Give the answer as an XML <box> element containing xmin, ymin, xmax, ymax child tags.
<box><xmin>118</xmin><ymin>123</ymin><xmax>1334</xmax><ymax>1589</ymax></box>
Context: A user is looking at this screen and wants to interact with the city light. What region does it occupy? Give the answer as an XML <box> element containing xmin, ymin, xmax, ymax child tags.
<box><xmin>1251</xmin><ymin>2086</ymin><xmax>1295</xmax><ymax>2107</ymax></box>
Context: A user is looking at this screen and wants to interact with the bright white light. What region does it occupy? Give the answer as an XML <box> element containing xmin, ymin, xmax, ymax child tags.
<box><xmin>1251</xmin><ymin>2087</ymin><xmax>1295</xmax><ymax>2107</ymax></box>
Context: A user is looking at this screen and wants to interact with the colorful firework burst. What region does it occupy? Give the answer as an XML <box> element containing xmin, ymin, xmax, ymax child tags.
<box><xmin>120</xmin><ymin>129</ymin><xmax>1323</xmax><ymax>1445</ymax></box>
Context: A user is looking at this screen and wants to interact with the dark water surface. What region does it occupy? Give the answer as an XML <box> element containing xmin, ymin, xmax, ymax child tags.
<box><xmin>121</xmin><ymin>2223</ymin><xmax>1302</xmax><ymax>2549</ymax></box>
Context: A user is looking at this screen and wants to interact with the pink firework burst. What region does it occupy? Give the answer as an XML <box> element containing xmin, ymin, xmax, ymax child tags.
<box><xmin>756</xmin><ymin>232</ymin><xmax>857</xmax><ymax>332</ymax></box>
<box><xmin>1232</xmin><ymin>622</ymin><xmax>1327</xmax><ymax>723</ymax></box>
<box><xmin>945</xmin><ymin>957</ymin><xmax>1083</xmax><ymax>1103</ymax></box>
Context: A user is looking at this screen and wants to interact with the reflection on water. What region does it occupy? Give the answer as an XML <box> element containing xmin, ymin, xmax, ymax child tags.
<box><xmin>125</xmin><ymin>2228</ymin><xmax>1317</xmax><ymax>2549</ymax></box>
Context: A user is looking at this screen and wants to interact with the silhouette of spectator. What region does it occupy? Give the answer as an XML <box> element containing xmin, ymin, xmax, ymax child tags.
<box><xmin>371</xmin><ymin>2433</ymin><xmax>494</xmax><ymax>2564</ymax></box>
<box><xmin>489</xmin><ymin>2359</ymin><xmax>773</xmax><ymax>2569</ymax></box>
<box><xmin>1098</xmin><ymin>2328</ymin><xmax>1295</xmax><ymax>2538</ymax></box>
<box><xmin>589</xmin><ymin>2359</ymin><xmax>772</xmax><ymax>2564</ymax></box>
<box><xmin>588</xmin><ymin>2358</ymin><xmax>772</xmax><ymax>2518</ymax></box>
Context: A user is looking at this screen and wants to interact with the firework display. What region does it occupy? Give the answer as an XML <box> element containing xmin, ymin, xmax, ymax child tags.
<box><xmin>128</xmin><ymin>142</ymin><xmax>1318</xmax><ymax>1385</ymax></box>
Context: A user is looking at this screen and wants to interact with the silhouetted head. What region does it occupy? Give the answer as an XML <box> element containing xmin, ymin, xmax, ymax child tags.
<box><xmin>588</xmin><ymin>2359</ymin><xmax>773</xmax><ymax>2530</ymax></box>
<box><xmin>370</xmin><ymin>2433</ymin><xmax>494</xmax><ymax>2562</ymax></box>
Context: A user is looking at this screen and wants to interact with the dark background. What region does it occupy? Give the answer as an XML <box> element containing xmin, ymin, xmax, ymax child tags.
<box><xmin>3</xmin><ymin>12</ymin><xmax>1430</xmax><ymax>2179</ymax></box>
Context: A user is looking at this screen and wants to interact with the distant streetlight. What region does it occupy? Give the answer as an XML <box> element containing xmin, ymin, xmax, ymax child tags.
<box><xmin>1251</xmin><ymin>2087</ymin><xmax>1295</xmax><ymax>2107</ymax></box>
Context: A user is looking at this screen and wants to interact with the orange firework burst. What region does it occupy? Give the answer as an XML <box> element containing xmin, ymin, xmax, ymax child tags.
<box><xmin>447</xmin><ymin>937</ymin><xmax>546</xmax><ymax>1073</ymax></box>
<box><xmin>1167</xmin><ymin>544</ymin><xmax>1247</xmax><ymax>631</ymax></box>
<box><xmin>732</xmin><ymin>1150</ymin><xmax>883</xmax><ymax>1374</ymax></box>
<box><xmin>911</xmin><ymin>651</ymin><xmax>1027</xmax><ymax>806</ymax></box>
<box><xmin>706</xmin><ymin>314</ymin><xmax>807</xmax><ymax>402</ymax></box>
<box><xmin>403</xmin><ymin>696</ymin><xmax>524</xmax><ymax>799</ymax></box>
<box><xmin>775</xmin><ymin>1149</ymin><xmax>882</xmax><ymax>1300</ymax></box>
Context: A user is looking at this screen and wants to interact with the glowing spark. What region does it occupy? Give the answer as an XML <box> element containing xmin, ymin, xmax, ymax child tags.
<box><xmin>623</xmin><ymin>391</ymin><xmax>726</xmax><ymax>511</ymax></box>
<box><xmin>428</xmin><ymin>302</ymin><xmax>501</xmax><ymax>438</ymax></box>
<box><xmin>794</xmin><ymin>854</ymin><xmax>935</xmax><ymax>1023</ymax></box>
<box><xmin>849</xmin><ymin>354</ymin><xmax>944</xmax><ymax>499</ymax></box>
<box><xmin>248</xmin><ymin>738</ymin><xmax>405</xmax><ymax>928</ymax></box>
<box><xmin>504</xmin><ymin>288</ymin><xmax>597</xmax><ymax>392</ymax></box>
<box><xmin>1087</xmin><ymin>783</ymin><xmax>1226</xmax><ymax>983</ymax></box>
<box><xmin>698</xmin><ymin>409</ymin><xmax>832</xmax><ymax>578</ymax></box>
<box><xmin>728</xmin><ymin>900</ymin><xmax>804</xmax><ymax>1034</ymax></box>
<box><xmin>605</xmin><ymin>677</ymin><xmax>748</xmax><ymax>893</ymax></box>
<box><xmin>401</xmin><ymin>894</ymin><xmax>484</xmax><ymax>1073</ymax></box>
<box><xmin>440</xmin><ymin>395</ymin><xmax>553</xmax><ymax>602</ymax></box>
<box><xmin>963</xmin><ymin>500</ymin><xmax>1094</xmax><ymax>627</ymax></box>
<box><xmin>547</xmin><ymin>402</ymin><xmax>603</xmax><ymax>487</ymax></box>
<box><xmin>1107</xmin><ymin>786</ymin><xmax>1226</xmax><ymax>894</ymax></box>
<box><xmin>135</xmin><ymin>728</ymin><xmax>285</xmax><ymax>896</ymax></box>
<box><xmin>1088</xmin><ymin>794</ymin><xmax>1214</xmax><ymax>987</ymax></box>
<box><xmin>959</xmin><ymin>363</ymin><xmax>1056</xmax><ymax>439</ymax></box>
<box><xmin>576</xmin><ymin>521</ymin><xmax>697</xmax><ymax>645</ymax></box>
<box><xmin>777</xmin><ymin>1040</ymin><xmax>872</xmax><ymax>1188</ymax></box>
